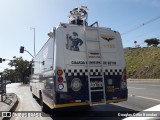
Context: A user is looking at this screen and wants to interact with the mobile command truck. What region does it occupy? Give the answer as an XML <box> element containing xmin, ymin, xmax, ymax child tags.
<box><xmin>30</xmin><ymin>6</ymin><xmax>128</xmax><ymax>111</ymax></box>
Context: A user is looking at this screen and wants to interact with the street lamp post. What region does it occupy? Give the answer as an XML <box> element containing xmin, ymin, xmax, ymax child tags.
<box><xmin>30</xmin><ymin>27</ymin><xmax>36</xmax><ymax>56</ymax></box>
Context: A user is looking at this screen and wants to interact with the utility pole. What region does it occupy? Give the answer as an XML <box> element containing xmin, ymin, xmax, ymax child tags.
<box><xmin>30</xmin><ymin>27</ymin><xmax>36</xmax><ymax>56</ymax></box>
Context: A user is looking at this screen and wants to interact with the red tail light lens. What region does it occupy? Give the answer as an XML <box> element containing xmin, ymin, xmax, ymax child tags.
<box><xmin>58</xmin><ymin>77</ymin><xmax>63</xmax><ymax>83</ymax></box>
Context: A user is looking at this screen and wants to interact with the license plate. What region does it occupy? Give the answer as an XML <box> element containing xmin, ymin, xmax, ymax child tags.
<box><xmin>90</xmin><ymin>81</ymin><xmax>102</xmax><ymax>88</ymax></box>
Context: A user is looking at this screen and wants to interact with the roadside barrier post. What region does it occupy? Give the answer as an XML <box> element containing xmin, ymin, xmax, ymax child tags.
<box><xmin>0</xmin><ymin>72</ymin><xmax>6</xmax><ymax>102</ymax></box>
<box><xmin>0</xmin><ymin>72</ymin><xmax>3</xmax><ymax>101</ymax></box>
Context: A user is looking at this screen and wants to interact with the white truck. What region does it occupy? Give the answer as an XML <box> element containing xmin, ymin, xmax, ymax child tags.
<box><xmin>30</xmin><ymin>6</ymin><xmax>128</xmax><ymax>111</ymax></box>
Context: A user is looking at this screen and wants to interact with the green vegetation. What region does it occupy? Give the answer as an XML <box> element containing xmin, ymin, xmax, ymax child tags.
<box><xmin>3</xmin><ymin>57</ymin><xmax>31</xmax><ymax>84</ymax></box>
<box><xmin>144</xmin><ymin>38</ymin><xmax>160</xmax><ymax>47</ymax></box>
<box><xmin>125</xmin><ymin>47</ymin><xmax>160</xmax><ymax>79</ymax></box>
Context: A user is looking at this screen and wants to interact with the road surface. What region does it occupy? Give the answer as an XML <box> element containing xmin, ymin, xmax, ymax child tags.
<box><xmin>5</xmin><ymin>82</ymin><xmax>160</xmax><ymax>120</ymax></box>
<box><xmin>114</xmin><ymin>82</ymin><xmax>160</xmax><ymax>111</ymax></box>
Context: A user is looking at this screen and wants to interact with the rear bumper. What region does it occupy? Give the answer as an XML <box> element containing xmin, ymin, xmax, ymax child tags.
<box><xmin>54</xmin><ymin>88</ymin><xmax>128</xmax><ymax>108</ymax></box>
<box><xmin>106</xmin><ymin>88</ymin><xmax>128</xmax><ymax>102</ymax></box>
<box><xmin>54</xmin><ymin>97</ymin><xmax>127</xmax><ymax>108</ymax></box>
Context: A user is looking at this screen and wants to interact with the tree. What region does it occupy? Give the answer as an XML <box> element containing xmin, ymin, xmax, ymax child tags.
<box><xmin>3</xmin><ymin>68</ymin><xmax>18</xmax><ymax>83</ymax></box>
<box><xmin>8</xmin><ymin>57</ymin><xmax>30</xmax><ymax>84</ymax></box>
<box><xmin>144</xmin><ymin>38</ymin><xmax>160</xmax><ymax>47</ymax></box>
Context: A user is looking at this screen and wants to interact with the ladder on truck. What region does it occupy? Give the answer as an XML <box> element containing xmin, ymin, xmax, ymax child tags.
<box><xmin>84</xmin><ymin>21</ymin><xmax>106</xmax><ymax>106</ymax></box>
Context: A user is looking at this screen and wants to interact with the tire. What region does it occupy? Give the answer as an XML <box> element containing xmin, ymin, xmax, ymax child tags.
<box><xmin>40</xmin><ymin>96</ymin><xmax>51</xmax><ymax>114</ymax></box>
<box><xmin>39</xmin><ymin>92</ymin><xmax>43</xmax><ymax>107</ymax></box>
<box><xmin>32</xmin><ymin>93</ymin><xmax>36</xmax><ymax>99</ymax></box>
<box><xmin>30</xmin><ymin>86</ymin><xmax>32</xmax><ymax>92</ymax></box>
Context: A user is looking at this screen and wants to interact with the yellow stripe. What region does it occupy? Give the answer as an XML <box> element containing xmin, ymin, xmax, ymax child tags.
<box><xmin>106</xmin><ymin>98</ymin><xmax>127</xmax><ymax>103</ymax></box>
<box><xmin>53</xmin><ymin>98</ymin><xmax>127</xmax><ymax>108</ymax></box>
<box><xmin>54</xmin><ymin>102</ymin><xmax>89</xmax><ymax>108</ymax></box>
<box><xmin>43</xmin><ymin>100</ymin><xmax>55</xmax><ymax>109</ymax></box>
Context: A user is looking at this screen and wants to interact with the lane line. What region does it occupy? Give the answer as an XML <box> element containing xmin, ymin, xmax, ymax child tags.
<box><xmin>128</xmin><ymin>87</ymin><xmax>146</xmax><ymax>90</ymax></box>
<box><xmin>129</xmin><ymin>94</ymin><xmax>160</xmax><ymax>102</ymax></box>
<box><xmin>136</xmin><ymin>95</ymin><xmax>160</xmax><ymax>102</ymax></box>
<box><xmin>29</xmin><ymin>101</ymin><xmax>43</xmax><ymax>120</ymax></box>
<box><xmin>148</xmin><ymin>85</ymin><xmax>160</xmax><ymax>87</ymax></box>
<box><xmin>30</xmin><ymin>101</ymin><xmax>39</xmax><ymax>111</ymax></box>
<box><xmin>128</xmin><ymin>84</ymin><xmax>160</xmax><ymax>87</ymax></box>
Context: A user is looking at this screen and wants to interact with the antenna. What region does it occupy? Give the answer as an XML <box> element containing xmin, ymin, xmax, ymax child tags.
<box><xmin>69</xmin><ymin>6</ymin><xmax>88</xmax><ymax>26</ymax></box>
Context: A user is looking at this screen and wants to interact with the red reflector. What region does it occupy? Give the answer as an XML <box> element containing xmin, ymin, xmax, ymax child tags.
<box><xmin>58</xmin><ymin>77</ymin><xmax>63</xmax><ymax>83</ymax></box>
<box><xmin>69</xmin><ymin>100</ymin><xmax>75</xmax><ymax>103</ymax></box>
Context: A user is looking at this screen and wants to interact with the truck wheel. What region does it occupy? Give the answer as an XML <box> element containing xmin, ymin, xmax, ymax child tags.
<box><xmin>39</xmin><ymin>91</ymin><xmax>51</xmax><ymax>113</ymax></box>
<box><xmin>32</xmin><ymin>93</ymin><xmax>36</xmax><ymax>99</ymax></box>
<box><xmin>30</xmin><ymin>86</ymin><xmax>32</xmax><ymax>92</ymax></box>
<box><xmin>40</xmin><ymin>92</ymin><xmax>43</xmax><ymax>107</ymax></box>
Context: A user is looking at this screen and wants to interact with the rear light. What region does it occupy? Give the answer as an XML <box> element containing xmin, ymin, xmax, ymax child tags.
<box><xmin>69</xmin><ymin>100</ymin><xmax>75</xmax><ymax>103</ymax></box>
<box><xmin>57</xmin><ymin>69</ymin><xmax>63</xmax><ymax>75</ymax></box>
<box><xmin>57</xmin><ymin>69</ymin><xmax>64</xmax><ymax>91</ymax></box>
<box><xmin>58</xmin><ymin>77</ymin><xmax>63</xmax><ymax>83</ymax></box>
<box><xmin>58</xmin><ymin>84</ymin><xmax>64</xmax><ymax>90</ymax></box>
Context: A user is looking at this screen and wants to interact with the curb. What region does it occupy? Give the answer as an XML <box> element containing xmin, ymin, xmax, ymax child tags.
<box><xmin>2</xmin><ymin>94</ymin><xmax>19</xmax><ymax>120</ymax></box>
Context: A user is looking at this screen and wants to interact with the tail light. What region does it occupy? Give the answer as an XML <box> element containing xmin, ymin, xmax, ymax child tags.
<box><xmin>58</xmin><ymin>84</ymin><xmax>64</xmax><ymax>90</ymax></box>
<box><xmin>57</xmin><ymin>69</ymin><xmax>63</xmax><ymax>75</ymax></box>
<box><xmin>58</xmin><ymin>77</ymin><xmax>63</xmax><ymax>83</ymax></box>
<box><xmin>57</xmin><ymin>69</ymin><xmax>64</xmax><ymax>90</ymax></box>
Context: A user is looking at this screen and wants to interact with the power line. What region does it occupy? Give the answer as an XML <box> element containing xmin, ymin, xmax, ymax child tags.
<box><xmin>123</xmin><ymin>26</ymin><xmax>160</xmax><ymax>46</ymax></box>
<box><xmin>122</xmin><ymin>16</ymin><xmax>160</xmax><ymax>35</ymax></box>
<box><xmin>130</xmin><ymin>34</ymin><xmax>160</xmax><ymax>48</ymax></box>
<box><xmin>130</xmin><ymin>27</ymin><xmax>160</xmax><ymax>41</ymax></box>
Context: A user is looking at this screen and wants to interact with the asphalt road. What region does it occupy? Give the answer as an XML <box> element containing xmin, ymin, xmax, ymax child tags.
<box><xmin>114</xmin><ymin>82</ymin><xmax>160</xmax><ymax>111</ymax></box>
<box><xmin>5</xmin><ymin>82</ymin><xmax>160</xmax><ymax>120</ymax></box>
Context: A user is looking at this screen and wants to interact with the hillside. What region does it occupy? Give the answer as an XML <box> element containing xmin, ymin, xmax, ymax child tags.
<box><xmin>125</xmin><ymin>47</ymin><xmax>160</xmax><ymax>79</ymax></box>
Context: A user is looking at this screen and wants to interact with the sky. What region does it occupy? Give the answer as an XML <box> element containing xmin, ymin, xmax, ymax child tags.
<box><xmin>0</xmin><ymin>0</ymin><xmax>160</xmax><ymax>71</ymax></box>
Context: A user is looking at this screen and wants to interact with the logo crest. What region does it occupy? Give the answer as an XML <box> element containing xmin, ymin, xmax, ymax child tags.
<box><xmin>101</xmin><ymin>35</ymin><xmax>115</xmax><ymax>42</ymax></box>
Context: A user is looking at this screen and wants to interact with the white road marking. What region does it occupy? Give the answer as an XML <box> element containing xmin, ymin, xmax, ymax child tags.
<box><xmin>128</xmin><ymin>84</ymin><xmax>160</xmax><ymax>87</ymax></box>
<box><xmin>128</xmin><ymin>87</ymin><xmax>146</xmax><ymax>90</ymax></box>
<box><xmin>136</xmin><ymin>95</ymin><xmax>160</xmax><ymax>102</ymax></box>
<box><xmin>123</xmin><ymin>104</ymin><xmax>160</xmax><ymax>120</ymax></box>
<box><xmin>30</xmin><ymin>101</ymin><xmax>39</xmax><ymax>111</ymax></box>
<box><xmin>129</xmin><ymin>94</ymin><xmax>160</xmax><ymax>102</ymax></box>
<box><xmin>148</xmin><ymin>84</ymin><xmax>160</xmax><ymax>87</ymax></box>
